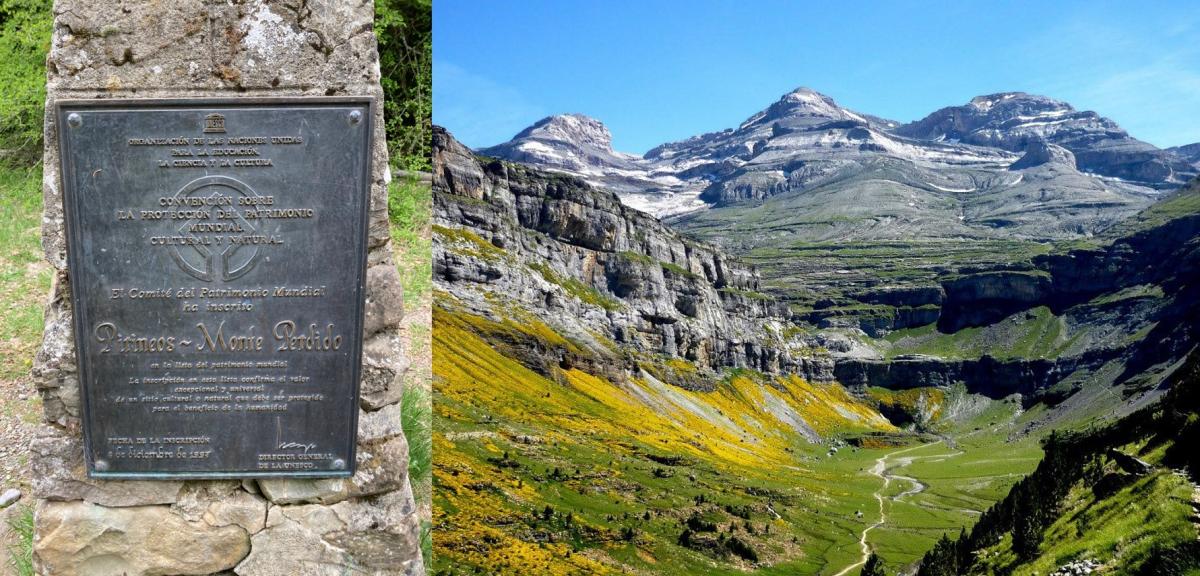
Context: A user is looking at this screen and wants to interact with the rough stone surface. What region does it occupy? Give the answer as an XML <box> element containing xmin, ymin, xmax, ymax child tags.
<box><xmin>358</xmin><ymin>403</ymin><xmax>404</xmax><ymax>443</ymax></box>
<box><xmin>32</xmin><ymin>1</ymin><xmax>425</xmax><ymax>574</ymax></box>
<box><xmin>173</xmin><ymin>482</ymin><xmax>269</xmax><ymax>534</ymax></box>
<box><xmin>327</xmin><ymin>488</ymin><xmax>424</xmax><ymax>576</ymax></box>
<box><xmin>257</xmin><ymin>433</ymin><xmax>410</xmax><ymax>505</ymax></box>
<box><xmin>234</xmin><ymin>502</ymin><xmax>422</xmax><ymax>576</ymax></box>
<box><xmin>345</xmin><ymin>434</ymin><xmax>410</xmax><ymax>499</ymax></box>
<box><xmin>34</xmin><ymin>500</ymin><xmax>251</xmax><ymax>576</ymax></box>
<box><xmin>30</xmin><ymin>426</ymin><xmax>183</xmax><ymax>507</ymax></box>
<box><xmin>365</xmin><ymin>264</ymin><xmax>406</xmax><ymax>337</ymax></box>
<box><xmin>359</xmin><ymin>328</ymin><xmax>408</xmax><ymax>409</ymax></box>
<box><xmin>234</xmin><ymin>506</ymin><xmax>357</xmax><ymax>576</ymax></box>
<box><xmin>258</xmin><ymin>478</ymin><xmax>349</xmax><ymax>506</ymax></box>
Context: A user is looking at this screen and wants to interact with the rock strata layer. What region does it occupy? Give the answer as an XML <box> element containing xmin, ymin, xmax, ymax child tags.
<box><xmin>437</xmin><ymin>124</ymin><xmax>1200</xmax><ymax>411</ymax></box>
<box><xmin>436</xmin><ymin>126</ymin><xmax>835</xmax><ymax>384</ymax></box>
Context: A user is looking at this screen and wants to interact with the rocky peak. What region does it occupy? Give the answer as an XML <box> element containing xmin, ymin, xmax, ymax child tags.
<box><xmin>476</xmin><ymin>86</ymin><xmax>1192</xmax><ymax>220</ymax></box>
<box><xmin>775</xmin><ymin>87</ymin><xmax>844</xmax><ymax>115</ymax></box>
<box><xmin>512</xmin><ymin>113</ymin><xmax>615</xmax><ymax>152</ymax></box>
<box><xmin>743</xmin><ymin>86</ymin><xmax>870</xmax><ymax>129</ymax></box>
<box><xmin>897</xmin><ymin>92</ymin><xmax>1193</xmax><ymax>186</ymax></box>
<box><xmin>478</xmin><ymin>113</ymin><xmax>640</xmax><ymax>176</ymax></box>
<box><xmin>898</xmin><ymin>92</ymin><xmax>1096</xmax><ymax>142</ymax></box>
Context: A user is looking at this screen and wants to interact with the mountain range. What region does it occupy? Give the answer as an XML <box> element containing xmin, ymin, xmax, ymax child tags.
<box><xmin>480</xmin><ymin>88</ymin><xmax>1197</xmax><ymax>243</ymax></box>
<box><xmin>432</xmin><ymin>119</ymin><xmax>1200</xmax><ymax>575</ymax></box>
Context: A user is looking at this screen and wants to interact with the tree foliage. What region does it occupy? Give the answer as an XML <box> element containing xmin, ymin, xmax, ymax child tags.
<box><xmin>0</xmin><ymin>0</ymin><xmax>52</xmax><ymax>167</ymax></box>
<box><xmin>860</xmin><ymin>552</ymin><xmax>885</xmax><ymax>576</ymax></box>
<box><xmin>915</xmin><ymin>345</ymin><xmax>1200</xmax><ymax>576</ymax></box>
<box><xmin>374</xmin><ymin>0</ymin><xmax>431</xmax><ymax>170</ymax></box>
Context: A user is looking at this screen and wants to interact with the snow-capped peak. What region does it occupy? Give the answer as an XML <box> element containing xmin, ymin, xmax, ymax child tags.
<box><xmin>510</xmin><ymin>113</ymin><xmax>616</xmax><ymax>152</ymax></box>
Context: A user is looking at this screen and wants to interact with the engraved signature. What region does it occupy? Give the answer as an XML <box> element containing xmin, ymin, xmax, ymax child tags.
<box><xmin>277</xmin><ymin>441</ymin><xmax>317</xmax><ymax>454</ymax></box>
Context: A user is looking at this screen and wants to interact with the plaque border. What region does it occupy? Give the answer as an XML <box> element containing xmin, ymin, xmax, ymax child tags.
<box><xmin>56</xmin><ymin>97</ymin><xmax>375</xmax><ymax>479</ymax></box>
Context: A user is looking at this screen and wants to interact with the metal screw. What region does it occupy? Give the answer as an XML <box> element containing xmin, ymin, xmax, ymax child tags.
<box><xmin>348</xmin><ymin>110</ymin><xmax>362</xmax><ymax>125</ymax></box>
<box><xmin>94</xmin><ymin>459</ymin><xmax>109</xmax><ymax>471</ymax></box>
<box><xmin>67</xmin><ymin>113</ymin><xmax>82</xmax><ymax>128</ymax></box>
<box><xmin>331</xmin><ymin>458</ymin><xmax>346</xmax><ymax>470</ymax></box>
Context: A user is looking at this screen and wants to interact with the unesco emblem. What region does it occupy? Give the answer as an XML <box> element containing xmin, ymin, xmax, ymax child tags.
<box><xmin>168</xmin><ymin>175</ymin><xmax>265</xmax><ymax>282</ymax></box>
<box><xmin>203</xmin><ymin>113</ymin><xmax>226</xmax><ymax>133</ymax></box>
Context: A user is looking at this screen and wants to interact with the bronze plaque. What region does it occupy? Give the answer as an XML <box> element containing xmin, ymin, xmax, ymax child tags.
<box><xmin>57</xmin><ymin>98</ymin><xmax>373</xmax><ymax>478</ymax></box>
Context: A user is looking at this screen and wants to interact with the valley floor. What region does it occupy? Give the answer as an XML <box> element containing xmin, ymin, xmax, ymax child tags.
<box><xmin>432</xmin><ymin>304</ymin><xmax>1042</xmax><ymax>576</ymax></box>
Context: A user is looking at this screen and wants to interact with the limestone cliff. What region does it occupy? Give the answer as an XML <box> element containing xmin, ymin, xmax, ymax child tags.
<box><xmin>437</xmin><ymin>123</ymin><xmax>1200</xmax><ymax>416</ymax></box>
<box><xmin>434</xmin><ymin>126</ymin><xmax>833</xmax><ymax>384</ymax></box>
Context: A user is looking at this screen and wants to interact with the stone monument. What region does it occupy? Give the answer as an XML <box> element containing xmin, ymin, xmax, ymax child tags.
<box><xmin>31</xmin><ymin>1</ymin><xmax>424</xmax><ymax>574</ymax></box>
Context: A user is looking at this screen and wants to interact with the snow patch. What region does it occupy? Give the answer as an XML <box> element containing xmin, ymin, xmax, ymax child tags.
<box><xmin>517</xmin><ymin>141</ymin><xmax>560</xmax><ymax>156</ymax></box>
<box><xmin>927</xmin><ymin>182</ymin><xmax>977</xmax><ymax>193</ymax></box>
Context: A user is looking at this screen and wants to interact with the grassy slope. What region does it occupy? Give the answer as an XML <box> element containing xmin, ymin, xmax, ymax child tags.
<box><xmin>745</xmin><ymin>240</ymin><xmax>1050</xmax><ymax>308</ymax></box>
<box><xmin>971</xmin><ymin>441</ymin><xmax>1198</xmax><ymax>575</ymax></box>
<box><xmin>1100</xmin><ymin>179</ymin><xmax>1200</xmax><ymax>240</ymax></box>
<box><xmin>883</xmin><ymin>306</ymin><xmax>1069</xmax><ymax>360</ymax></box>
<box><xmin>432</xmin><ymin>302</ymin><xmax>1040</xmax><ymax>575</ymax></box>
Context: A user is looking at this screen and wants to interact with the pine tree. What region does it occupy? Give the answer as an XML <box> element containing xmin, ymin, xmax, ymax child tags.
<box><xmin>955</xmin><ymin>527</ymin><xmax>974</xmax><ymax>569</ymax></box>
<box><xmin>861</xmin><ymin>552</ymin><xmax>885</xmax><ymax>576</ymax></box>
<box><xmin>1012</xmin><ymin>487</ymin><xmax>1043</xmax><ymax>561</ymax></box>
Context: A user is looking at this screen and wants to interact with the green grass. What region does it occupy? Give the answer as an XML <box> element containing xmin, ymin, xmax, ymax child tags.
<box><xmin>1102</xmin><ymin>180</ymin><xmax>1200</xmax><ymax>240</ymax></box>
<box><xmin>0</xmin><ymin>165</ymin><xmax>50</xmax><ymax>379</ymax></box>
<box><xmin>618</xmin><ymin>251</ymin><xmax>653</xmax><ymax>265</ymax></box>
<box><xmin>5</xmin><ymin>504</ymin><xmax>33</xmax><ymax>576</ymax></box>
<box><xmin>388</xmin><ymin>174</ymin><xmax>433</xmax><ymax>309</ymax></box>
<box><xmin>402</xmin><ymin>382</ymin><xmax>432</xmax><ymax>490</ymax></box>
<box><xmin>401</xmin><ymin>382</ymin><xmax>432</xmax><ymax>567</ymax></box>
<box><xmin>419</xmin><ymin>519</ymin><xmax>432</xmax><ymax>573</ymax></box>
<box><xmin>433</xmin><ymin>307</ymin><xmax>1038</xmax><ymax>575</ymax></box>
<box><xmin>972</xmin><ymin>464</ymin><xmax>1196</xmax><ymax>575</ymax></box>
<box><xmin>719</xmin><ymin>287</ymin><xmax>771</xmax><ymax>300</ymax></box>
<box><xmin>863</xmin><ymin>417</ymin><xmax>1043</xmax><ymax>569</ymax></box>
<box><xmin>433</xmin><ymin>224</ymin><xmax>509</xmax><ymax>263</ymax></box>
<box><xmin>388</xmin><ymin>169</ymin><xmax>433</xmax><ymax>562</ymax></box>
<box><xmin>1087</xmin><ymin>283</ymin><xmax>1165</xmax><ymax>306</ymax></box>
<box><xmin>660</xmin><ymin>261</ymin><xmax>698</xmax><ymax>278</ymax></box>
<box><xmin>740</xmin><ymin>239</ymin><xmax>1052</xmax><ymax>306</ymax></box>
<box><xmin>884</xmin><ymin>306</ymin><xmax>1068</xmax><ymax>360</ymax></box>
<box><xmin>527</xmin><ymin>262</ymin><xmax>622</xmax><ymax>311</ymax></box>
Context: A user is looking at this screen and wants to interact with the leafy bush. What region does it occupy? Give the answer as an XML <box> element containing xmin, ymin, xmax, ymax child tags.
<box><xmin>0</xmin><ymin>0</ymin><xmax>52</xmax><ymax>167</ymax></box>
<box><xmin>724</xmin><ymin>535</ymin><xmax>758</xmax><ymax>562</ymax></box>
<box><xmin>374</xmin><ymin>0</ymin><xmax>431</xmax><ymax>170</ymax></box>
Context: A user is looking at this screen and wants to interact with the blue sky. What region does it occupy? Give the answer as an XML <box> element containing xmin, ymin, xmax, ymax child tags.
<box><xmin>434</xmin><ymin>1</ymin><xmax>1200</xmax><ymax>154</ymax></box>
